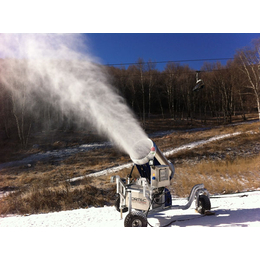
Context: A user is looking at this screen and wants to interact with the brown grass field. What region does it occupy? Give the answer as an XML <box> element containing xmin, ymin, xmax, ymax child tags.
<box><xmin>0</xmin><ymin>115</ymin><xmax>260</xmax><ymax>216</ymax></box>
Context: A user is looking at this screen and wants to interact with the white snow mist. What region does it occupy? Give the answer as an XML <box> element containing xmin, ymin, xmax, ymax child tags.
<box><xmin>0</xmin><ymin>34</ymin><xmax>150</xmax><ymax>159</ymax></box>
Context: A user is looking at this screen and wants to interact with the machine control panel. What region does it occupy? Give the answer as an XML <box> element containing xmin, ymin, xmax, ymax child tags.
<box><xmin>151</xmin><ymin>165</ymin><xmax>171</xmax><ymax>188</ymax></box>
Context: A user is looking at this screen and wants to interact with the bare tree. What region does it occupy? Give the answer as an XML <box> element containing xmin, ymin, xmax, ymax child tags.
<box><xmin>164</xmin><ymin>62</ymin><xmax>177</xmax><ymax>119</ymax></box>
<box><xmin>236</xmin><ymin>39</ymin><xmax>260</xmax><ymax>121</ymax></box>
<box><xmin>126</xmin><ymin>65</ymin><xmax>141</xmax><ymax>114</ymax></box>
<box><xmin>146</xmin><ymin>60</ymin><xmax>157</xmax><ymax>118</ymax></box>
<box><xmin>0</xmin><ymin>83</ymin><xmax>12</xmax><ymax>140</ymax></box>
<box><xmin>1</xmin><ymin>60</ymin><xmax>34</xmax><ymax>148</ymax></box>
<box><xmin>136</xmin><ymin>58</ymin><xmax>146</xmax><ymax>126</ymax></box>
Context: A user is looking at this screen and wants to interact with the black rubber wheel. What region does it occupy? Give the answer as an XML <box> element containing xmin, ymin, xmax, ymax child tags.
<box><xmin>124</xmin><ymin>211</ymin><xmax>148</xmax><ymax>227</ymax></box>
<box><xmin>114</xmin><ymin>195</ymin><xmax>128</xmax><ymax>213</ymax></box>
<box><xmin>196</xmin><ymin>195</ymin><xmax>211</xmax><ymax>214</ymax></box>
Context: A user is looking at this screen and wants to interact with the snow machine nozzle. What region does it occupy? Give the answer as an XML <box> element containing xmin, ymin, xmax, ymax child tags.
<box><xmin>130</xmin><ymin>138</ymin><xmax>175</xmax><ymax>181</ymax></box>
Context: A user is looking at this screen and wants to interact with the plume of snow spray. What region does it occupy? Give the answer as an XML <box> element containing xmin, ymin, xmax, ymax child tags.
<box><xmin>0</xmin><ymin>34</ymin><xmax>150</xmax><ymax>159</ymax></box>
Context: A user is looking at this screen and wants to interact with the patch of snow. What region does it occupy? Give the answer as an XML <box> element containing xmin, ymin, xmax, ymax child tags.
<box><xmin>164</xmin><ymin>132</ymin><xmax>242</xmax><ymax>157</ymax></box>
<box><xmin>69</xmin><ymin>162</ymin><xmax>133</xmax><ymax>181</ymax></box>
<box><xmin>0</xmin><ymin>142</ymin><xmax>111</xmax><ymax>170</ymax></box>
<box><xmin>1</xmin><ymin>191</ymin><xmax>259</xmax><ymax>227</ymax></box>
<box><xmin>73</xmin><ymin>131</ymin><xmax>244</xmax><ymax>180</ymax></box>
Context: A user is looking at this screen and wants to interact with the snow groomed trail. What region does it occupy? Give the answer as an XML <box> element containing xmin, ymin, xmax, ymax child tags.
<box><xmin>1</xmin><ymin>190</ymin><xmax>259</xmax><ymax>227</ymax></box>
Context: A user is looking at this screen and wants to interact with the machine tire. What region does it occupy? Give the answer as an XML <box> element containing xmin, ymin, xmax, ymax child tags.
<box><xmin>114</xmin><ymin>195</ymin><xmax>128</xmax><ymax>213</ymax></box>
<box><xmin>124</xmin><ymin>211</ymin><xmax>148</xmax><ymax>227</ymax></box>
<box><xmin>197</xmin><ymin>195</ymin><xmax>211</xmax><ymax>214</ymax></box>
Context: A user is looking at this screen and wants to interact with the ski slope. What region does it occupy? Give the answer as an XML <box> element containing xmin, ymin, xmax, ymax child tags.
<box><xmin>1</xmin><ymin>190</ymin><xmax>259</xmax><ymax>227</ymax></box>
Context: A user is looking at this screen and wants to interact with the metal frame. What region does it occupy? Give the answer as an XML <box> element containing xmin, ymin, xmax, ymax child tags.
<box><xmin>113</xmin><ymin>174</ymin><xmax>210</xmax><ymax>215</ymax></box>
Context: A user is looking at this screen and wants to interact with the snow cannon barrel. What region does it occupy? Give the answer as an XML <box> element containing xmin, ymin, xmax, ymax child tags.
<box><xmin>130</xmin><ymin>138</ymin><xmax>175</xmax><ymax>181</ymax></box>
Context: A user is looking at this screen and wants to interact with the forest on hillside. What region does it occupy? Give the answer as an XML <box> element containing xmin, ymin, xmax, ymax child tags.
<box><xmin>106</xmin><ymin>38</ymin><xmax>260</xmax><ymax>124</ymax></box>
<box><xmin>0</xmin><ymin>38</ymin><xmax>260</xmax><ymax>148</ymax></box>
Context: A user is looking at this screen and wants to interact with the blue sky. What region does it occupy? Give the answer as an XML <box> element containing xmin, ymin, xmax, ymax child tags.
<box><xmin>85</xmin><ymin>33</ymin><xmax>260</xmax><ymax>71</ymax></box>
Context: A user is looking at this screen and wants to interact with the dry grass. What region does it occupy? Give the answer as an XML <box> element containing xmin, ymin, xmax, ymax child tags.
<box><xmin>154</xmin><ymin>121</ymin><xmax>260</xmax><ymax>152</ymax></box>
<box><xmin>161</xmin><ymin>122</ymin><xmax>260</xmax><ymax>197</ymax></box>
<box><xmin>0</xmin><ymin>147</ymin><xmax>123</xmax><ymax>216</ymax></box>
<box><xmin>0</xmin><ymin>177</ymin><xmax>116</xmax><ymax>216</ymax></box>
<box><xmin>170</xmin><ymin>154</ymin><xmax>260</xmax><ymax>197</ymax></box>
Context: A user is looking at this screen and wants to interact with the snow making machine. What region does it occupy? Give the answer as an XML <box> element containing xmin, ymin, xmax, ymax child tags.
<box><xmin>111</xmin><ymin>138</ymin><xmax>211</xmax><ymax>227</ymax></box>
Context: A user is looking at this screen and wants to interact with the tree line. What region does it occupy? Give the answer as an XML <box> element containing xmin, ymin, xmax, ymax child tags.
<box><xmin>107</xmin><ymin>38</ymin><xmax>260</xmax><ymax>126</ymax></box>
<box><xmin>0</xmin><ymin>38</ymin><xmax>259</xmax><ymax>148</ymax></box>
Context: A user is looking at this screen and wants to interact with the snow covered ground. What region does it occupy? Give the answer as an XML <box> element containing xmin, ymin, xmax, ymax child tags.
<box><xmin>1</xmin><ymin>190</ymin><xmax>259</xmax><ymax>227</ymax></box>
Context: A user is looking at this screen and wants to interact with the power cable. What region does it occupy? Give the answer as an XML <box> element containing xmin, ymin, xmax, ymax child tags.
<box><xmin>103</xmin><ymin>57</ymin><xmax>242</xmax><ymax>78</ymax></box>
<box><xmin>105</xmin><ymin>57</ymin><xmax>234</xmax><ymax>67</ymax></box>
<box><xmin>107</xmin><ymin>66</ymin><xmax>235</xmax><ymax>79</ymax></box>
